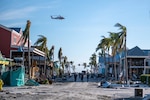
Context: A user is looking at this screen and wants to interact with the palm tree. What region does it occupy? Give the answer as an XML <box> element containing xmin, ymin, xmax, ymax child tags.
<box><xmin>18</xmin><ymin>20</ymin><xmax>31</xmax><ymax>78</ymax></box>
<box><xmin>114</xmin><ymin>23</ymin><xmax>127</xmax><ymax>52</ymax></box>
<box><xmin>18</xmin><ymin>20</ymin><xmax>31</xmax><ymax>46</ymax></box>
<box><xmin>114</xmin><ymin>23</ymin><xmax>127</xmax><ymax>82</ymax></box>
<box><xmin>34</xmin><ymin>35</ymin><xmax>48</xmax><ymax>74</ymax></box>
<box><xmin>102</xmin><ymin>36</ymin><xmax>112</xmax><ymax>56</ymax></box>
<box><xmin>58</xmin><ymin>47</ymin><xmax>63</xmax><ymax>77</ymax></box>
<box><xmin>49</xmin><ymin>45</ymin><xmax>54</xmax><ymax>76</ymax></box>
<box><xmin>108</xmin><ymin>32</ymin><xmax>120</xmax><ymax>55</ymax></box>
<box><xmin>89</xmin><ymin>53</ymin><xmax>97</xmax><ymax>73</ymax></box>
<box><xmin>61</xmin><ymin>56</ymin><xmax>67</xmax><ymax>74</ymax></box>
<box><xmin>34</xmin><ymin>35</ymin><xmax>48</xmax><ymax>51</ymax></box>
<box><xmin>83</xmin><ymin>62</ymin><xmax>87</xmax><ymax>69</ymax></box>
<box><xmin>70</xmin><ymin>61</ymin><xmax>74</xmax><ymax>72</ymax></box>
<box><xmin>72</xmin><ymin>65</ymin><xmax>76</xmax><ymax>73</ymax></box>
<box><xmin>58</xmin><ymin>47</ymin><xmax>63</xmax><ymax>64</ymax></box>
<box><xmin>108</xmin><ymin>32</ymin><xmax>120</xmax><ymax>80</ymax></box>
<box><xmin>49</xmin><ymin>45</ymin><xmax>54</xmax><ymax>62</ymax></box>
<box><xmin>62</xmin><ymin>56</ymin><xmax>67</xmax><ymax>74</ymax></box>
<box><xmin>96</xmin><ymin>36</ymin><xmax>112</xmax><ymax>77</ymax></box>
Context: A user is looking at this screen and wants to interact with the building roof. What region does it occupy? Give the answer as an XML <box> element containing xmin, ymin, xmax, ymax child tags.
<box><xmin>99</xmin><ymin>46</ymin><xmax>150</xmax><ymax>63</ymax></box>
<box><xmin>0</xmin><ymin>24</ymin><xmax>12</xmax><ymax>32</ymax></box>
<box><xmin>9</xmin><ymin>28</ymin><xmax>21</xmax><ymax>33</ymax></box>
<box><xmin>17</xmin><ymin>46</ymin><xmax>46</xmax><ymax>57</ymax></box>
<box><xmin>0</xmin><ymin>24</ymin><xmax>22</xmax><ymax>34</ymax></box>
<box><xmin>142</xmin><ymin>49</ymin><xmax>150</xmax><ymax>56</ymax></box>
<box><xmin>127</xmin><ymin>46</ymin><xmax>147</xmax><ymax>56</ymax></box>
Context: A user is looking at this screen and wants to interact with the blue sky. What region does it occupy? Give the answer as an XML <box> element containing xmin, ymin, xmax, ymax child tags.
<box><xmin>0</xmin><ymin>0</ymin><xmax>150</xmax><ymax>72</ymax></box>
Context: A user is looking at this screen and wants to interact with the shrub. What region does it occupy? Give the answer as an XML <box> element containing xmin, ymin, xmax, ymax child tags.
<box><xmin>140</xmin><ymin>74</ymin><xmax>150</xmax><ymax>84</ymax></box>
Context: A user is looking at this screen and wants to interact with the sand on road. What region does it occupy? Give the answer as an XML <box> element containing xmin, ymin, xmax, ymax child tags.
<box><xmin>0</xmin><ymin>82</ymin><xmax>149</xmax><ymax>100</ymax></box>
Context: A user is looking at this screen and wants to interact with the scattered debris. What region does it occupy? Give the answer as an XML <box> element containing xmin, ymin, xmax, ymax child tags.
<box><xmin>25</xmin><ymin>79</ymin><xmax>39</xmax><ymax>86</ymax></box>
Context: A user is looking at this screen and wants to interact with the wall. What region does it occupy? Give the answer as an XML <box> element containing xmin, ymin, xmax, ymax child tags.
<box><xmin>0</xmin><ymin>27</ymin><xmax>11</xmax><ymax>58</ymax></box>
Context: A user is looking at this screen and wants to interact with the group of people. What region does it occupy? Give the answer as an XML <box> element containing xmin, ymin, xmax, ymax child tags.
<box><xmin>74</xmin><ymin>72</ymin><xmax>90</xmax><ymax>82</ymax></box>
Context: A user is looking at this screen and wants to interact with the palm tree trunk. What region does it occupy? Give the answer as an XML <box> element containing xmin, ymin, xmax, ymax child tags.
<box><xmin>52</xmin><ymin>54</ymin><xmax>54</xmax><ymax>78</ymax></box>
<box><xmin>44</xmin><ymin>46</ymin><xmax>46</xmax><ymax>75</ymax></box>
<box><xmin>125</xmin><ymin>35</ymin><xmax>128</xmax><ymax>83</ymax></box>
<box><xmin>104</xmin><ymin>52</ymin><xmax>107</xmax><ymax>77</ymax></box>
<box><xmin>119</xmin><ymin>54</ymin><xmax>122</xmax><ymax>82</ymax></box>
<box><xmin>22</xmin><ymin>46</ymin><xmax>24</xmax><ymax>66</ymax></box>
<box><xmin>114</xmin><ymin>56</ymin><xmax>117</xmax><ymax>80</ymax></box>
<box><xmin>28</xmin><ymin>34</ymin><xmax>31</xmax><ymax>79</ymax></box>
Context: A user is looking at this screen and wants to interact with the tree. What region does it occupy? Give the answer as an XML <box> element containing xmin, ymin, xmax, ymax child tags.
<box><xmin>72</xmin><ymin>65</ymin><xmax>75</xmax><ymax>73</ymax></box>
<box><xmin>34</xmin><ymin>35</ymin><xmax>48</xmax><ymax>52</ymax></box>
<box><xmin>49</xmin><ymin>45</ymin><xmax>54</xmax><ymax>62</ymax></box>
<box><xmin>89</xmin><ymin>53</ymin><xmax>97</xmax><ymax>73</ymax></box>
<box><xmin>70</xmin><ymin>61</ymin><xmax>74</xmax><ymax>72</ymax></box>
<box><xmin>64</xmin><ymin>56</ymin><xmax>69</xmax><ymax>73</ymax></box>
<box><xmin>58</xmin><ymin>47</ymin><xmax>63</xmax><ymax>77</ymax></box>
<box><xmin>58</xmin><ymin>47</ymin><xmax>63</xmax><ymax>64</ymax></box>
<box><xmin>83</xmin><ymin>62</ymin><xmax>87</xmax><ymax>69</ymax></box>
<box><xmin>108</xmin><ymin>32</ymin><xmax>120</xmax><ymax>80</ymax></box>
<box><xmin>18</xmin><ymin>20</ymin><xmax>31</xmax><ymax>78</ymax></box>
<box><xmin>114</xmin><ymin>23</ymin><xmax>127</xmax><ymax>52</ymax></box>
<box><xmin>108</xmin><ymin>32</ymin><xmax>120</xmax><ymax>56</ymax></box>
<box><xmin>115</xmin><ymin>23</ymin><xmax>127</xmax><ymax>82</ymax></box>
<box><xmin>62</xmin><ymin>56</ymin><xmax>67</xmax><ymax>74</ymax></box>
<box><xmin>96</xmin><ymin>36</ymin><xmax>112</xmax><ymax>77</ymax></box>
<box><xmin>34</xmin><ymin>35</ymin><xmax>48</xmax><ymax>74</ymax></box>
<box><xmin>48</xmin><ymin>45</ymin><xmax>55</xmax><ymax>76</ymax></box>
<box><xmin>18</xmin><ymin>20</ymin><xmax>31</xmax><ymax>46</ymax></box>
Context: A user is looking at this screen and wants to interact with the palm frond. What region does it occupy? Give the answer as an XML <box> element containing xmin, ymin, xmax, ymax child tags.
<box><xmin>58</xmin><ymin>48</ymin><xmax>62</xmax><ymax>62</ymax></box>
<box><xmin>34</xmin><ymin>35</ymin><xmax>47</xmax><ymax>52</ymax></box>
<box><xmin>114</xmin><ymin>23</ymin><xmax>123</xmax><ymax>30</ymax></box>
<box><xmin>18</xmin><ymin>20</ymin><xmax>31</xmax><ymax>46</ymax></box>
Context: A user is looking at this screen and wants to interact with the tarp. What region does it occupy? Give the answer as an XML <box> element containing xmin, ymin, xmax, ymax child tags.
<box><xmin>101</xmin><ymin>81</ymin><xmax>111</xmax><ymax>88</ymax></box>
<box><xmin>2</xmin><ymin>65</ymin><xmax>25</xmax><ymax>86</ymax></box>
<box><xmin>25</xmin><ymin>79</ymin><xmax>39</xmax><ymax>86</ymax></box>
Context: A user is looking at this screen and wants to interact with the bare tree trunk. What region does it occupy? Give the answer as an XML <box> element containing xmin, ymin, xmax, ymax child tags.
<box><xmin>52</xmin><ymin>53</ymin><xmax>54</xmax><ymax>77</ymax></box>
<box><xmin>125</xmin><ymin>36</ymin><xmax>128</xmax><ymax>84</ymax></box>
<box><xmin>22</xmin><ymin>46</ymin><xmax>24</xmax><ymax>66</ymax></box>
<box><xmin>44</xmin><ymin>45</ymin><xmax>46</xmax><ymax>75</ymax></box>
<box><xmin>104</xmin><ymin>52</ymin><xmax>107</xmax><ymax>78</ymax></box>
<box><xmin>114</xmin><ymin>56</ymin><xmax>117</xmax><ymax>80</ymax></box>
<box><xmin>28</xmin><ymin>34</ymin><xmax>31</xmax><ymax>79</ymax></box>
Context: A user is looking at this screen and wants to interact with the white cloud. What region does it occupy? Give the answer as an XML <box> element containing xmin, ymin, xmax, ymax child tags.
<box><xmin>0</xmin><ymin>7</ymin><xmax>37</xmax><ymax>20</ymax></box>
<box><xmin>0</xmin><ymin>0</ymin><xmax>62</xmax><ymax>21</ymax></box>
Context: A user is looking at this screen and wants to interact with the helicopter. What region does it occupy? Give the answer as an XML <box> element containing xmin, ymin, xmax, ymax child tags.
<box><xmin>51</xmin><ymin>15</ymin><xmax>65</xmax><ymax>20</ymax></box>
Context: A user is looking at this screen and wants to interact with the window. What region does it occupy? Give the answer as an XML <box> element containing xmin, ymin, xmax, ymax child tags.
<box><xmin>13</xmin><ymin>36</ymin><xmax>17</xmax><ymax>45</ymax></box>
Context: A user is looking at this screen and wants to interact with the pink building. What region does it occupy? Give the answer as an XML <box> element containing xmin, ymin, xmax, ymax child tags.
<box><xmin>0</xmin><ymin>24</ymin><xmax>28</xmax><ymax>58</ymax></box>
<box><xmin>0</xmin><ymin>24</ymin><xmax>45</xmax><ymax>67</ymax></box>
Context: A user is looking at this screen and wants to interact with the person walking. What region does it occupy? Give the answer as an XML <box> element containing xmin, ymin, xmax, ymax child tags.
<box><xmin>81</xmin><ymin>73</ymin><xmax>84</xmax><ymax>82</ymax></box>
<box><xmin>74</xmin><ymin>73</ymin><xmax>77</xmax><ymax>82</ymax></box>
<box><xmin>87</xmin><ymin>72</ymin><xmax>89</xmax><ymax>82</ymax></box>
<box><xmin>53</xmin><ymin>71</ymin><xmax>57</xmax><ymax>82</ymax></box>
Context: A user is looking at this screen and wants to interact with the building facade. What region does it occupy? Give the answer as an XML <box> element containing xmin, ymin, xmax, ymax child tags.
<box><xmin>0</xmin><ymin>24</ymin><xmax>28</xmax><ymax>58</ymax></box>
<box><xmin>98</xmin><ymin>46</ymin><xmax>150</xmax><ymax>81</ymax></box>
<box><xmin>0</xmin><ymin>24</ymin><xmax>46</xmax><ymax>73</ymax></box>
